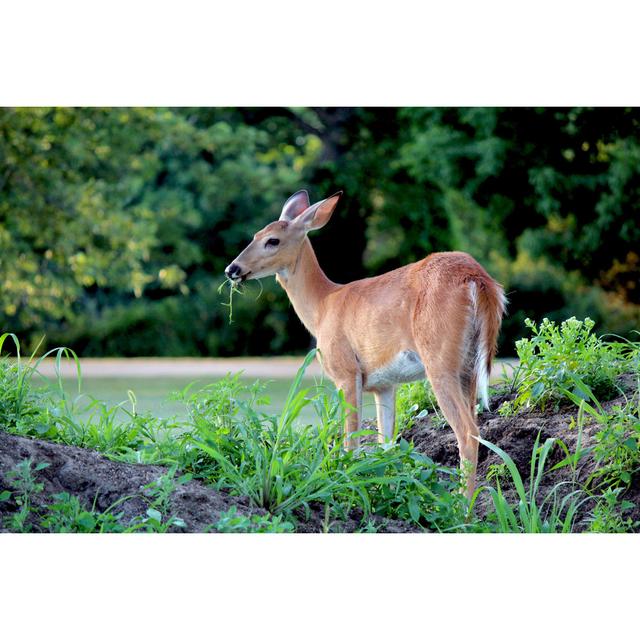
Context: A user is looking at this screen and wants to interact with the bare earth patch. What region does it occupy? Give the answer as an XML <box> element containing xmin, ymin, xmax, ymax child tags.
<box><xmin>0</xmin><ymin>431</ymin><xmax>418</xmax><ymax>533</ymax></box>
<box><xmin>0</xmin><ymin>431</ymin><xmax>265</xmax><ymax>532</ymax></box>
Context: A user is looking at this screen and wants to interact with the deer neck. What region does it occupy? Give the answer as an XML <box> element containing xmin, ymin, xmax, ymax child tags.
<box><xmin>275</xmin><ymin>237</ymin><xmax>339</xmax><ymax>336</ymax></box>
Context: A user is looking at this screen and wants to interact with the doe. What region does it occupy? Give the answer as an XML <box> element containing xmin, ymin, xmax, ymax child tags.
<box><xmin>225</xmin><ymin>190</ymin><xmax>505</xmax><ymax>498</ymax></box>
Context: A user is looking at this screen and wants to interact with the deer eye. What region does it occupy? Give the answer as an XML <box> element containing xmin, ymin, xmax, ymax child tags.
<box><xmin>265</xmin><ymin>238</ymin><xmax>280</xmax><ymax>247</ymax></box>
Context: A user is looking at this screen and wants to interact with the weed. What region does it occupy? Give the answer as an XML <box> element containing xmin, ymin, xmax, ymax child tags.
<box><xmin>396</xmin><ymin>380</ymin><xmax>446</xmax><ymax>431</ymax></box>
<box><xmin>40</xmin><ymin>492</ymin><xmax>129</xmax><ymax>533</ymax></box>
<box><xmin>486</xmin><ymin>462</ymin><xmax>510</xmax><ymax>487</ymax></box>
<box><xmin>0</xmin><ymin>335</ymin><xmax>187</xmax><ymax>468</ymax></box>
<box><xmin>591</xmin><ymin>404</ymin><xmax>640</xmax><ymax>489</ymax></box>
<box><xmin>587</xmin><ymin>487</ymin><xmax>637</xmax><ymax>533</ymax></box>
<box><xmin>128</xmin><ymin>468</ymin><xmax>191</xmax><ymax>532</ymax></box>
<box><xmin>561</xmin><ymin>374</ymin><xmax>640</xmax><ymax>490</ymax></box>
<box><xmin>185</xmin><ymin>350</ymin><xmax>466</xmax><ymax>530</ymax></box>
<box><xmin>472</xmin><ymin>433</ymin><xmax>590</xmax><ymax>533</ymax></box>
<box><xmin>499</xmin><ymin>317</ymin><xmax>634</xmax><ymax>414</ymax></box>
<box><xmin>1</xmin><ymin>459</ymin><xmax>133</xmax><ymax>532</ymax></box>
<box><xmin>210</xmin><ymin>506</ymin><xmax>294</xmax><ymax>533</ymax></box>
<box><xmin>1</xmin><ymin>325</ymin><xmax>638</xmax><ymax>534</ymax></box>
<box><xmin>1</xmin><ymin>459</ymin><xmax>49</xmax><ymax>532</ymax></box>
<box><xmin>356</xmin><ymin>520</ymin><xmax>381</xmax><ymax>533</ymax></box>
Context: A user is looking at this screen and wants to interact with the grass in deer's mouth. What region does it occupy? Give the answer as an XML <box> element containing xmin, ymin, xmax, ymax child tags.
<box><xmin>217</xmin><ymin>278</ymin><xmax>263</xmax><ymax>324</ymax></box>
<box><xmin>217</xmin><ymin>278</ymin><xmax>243</xmax><ymax>324</ymax></box>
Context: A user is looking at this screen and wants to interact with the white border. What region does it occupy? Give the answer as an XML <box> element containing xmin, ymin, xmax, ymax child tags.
<box><xmin>1</xmin><ymin>534</ymin><xmax>639</xmax><ymax>637</ymax></box>
<box><xmin>2</xmin><ymin>1</ymin><xmax>640</xmax><ymax>105</ymax></box>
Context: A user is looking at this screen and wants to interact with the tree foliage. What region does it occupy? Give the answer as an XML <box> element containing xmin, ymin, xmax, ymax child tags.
<box><xmin>1</xmin><ymin>107</ymin><xmax>638</xmax><ymax>356</ymax></box>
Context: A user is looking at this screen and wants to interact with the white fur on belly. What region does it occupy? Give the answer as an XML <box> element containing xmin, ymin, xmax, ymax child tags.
<box><xmin>365</xmin><ymin>350</ymin><xmax>425</xmax><ymax>390</ymax></box>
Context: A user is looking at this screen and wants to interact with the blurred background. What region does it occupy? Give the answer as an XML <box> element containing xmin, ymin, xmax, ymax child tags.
<box><xmin>1</xmin><ymin>107</ymin><xmax>639</xmax><ymax>359</ymax></box>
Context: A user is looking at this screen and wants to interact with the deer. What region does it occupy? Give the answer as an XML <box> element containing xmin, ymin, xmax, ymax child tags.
<box><xmin>224</xmin><ymin>190</ymin><xmax>506</xmax><ymax>498</ymax></box>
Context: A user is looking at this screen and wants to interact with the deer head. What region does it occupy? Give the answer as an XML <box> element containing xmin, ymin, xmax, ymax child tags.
<box><xmin>224</xmin><ymin>190</ymin><xmax>342</xmax><ymax>283</ymax></box>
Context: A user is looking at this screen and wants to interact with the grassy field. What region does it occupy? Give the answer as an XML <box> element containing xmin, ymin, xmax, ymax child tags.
<box><xmin>1</xmin><ymin>319</ymin><xmax>638</xmax><ymax>533</ymax></box>
<box><xmin>36</xmin><ymin>359</ymin><xmax>517</xmax><ymax>423</ymax></box>
<box><xmin>46</xmin><ymin>375</ymin><xmax>373</xmax><ymax>423</ymax></box>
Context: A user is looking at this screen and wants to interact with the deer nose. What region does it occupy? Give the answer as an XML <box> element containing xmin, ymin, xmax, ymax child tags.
<box><xmin>225</xmin><ymin>263</ymin><xmax>242</xmax><ymax>280</ymax></box>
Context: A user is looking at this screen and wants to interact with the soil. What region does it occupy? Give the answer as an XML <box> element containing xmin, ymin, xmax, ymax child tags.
<box><xmin>403</xmin><ymin>373</ymin><xmax>640</xmax><ymax>529</ymax></box>
<box><xmin>0</xmin><ymin>431</ymin><xmax>266</xmax><ymax>533</ymax></box>
<box><xmin>2</xmin><ymin>374</ymin><xmax>638</xmax><ymax>533</ymax></box>
<box><xmin>0</xmin><ymin>431</ymin><xmax>416</xmax><ymax>533</ymax></box>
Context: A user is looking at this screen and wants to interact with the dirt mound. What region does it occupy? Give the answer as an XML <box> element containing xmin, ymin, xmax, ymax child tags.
<box><xmin>404</xmin><ymin>375</ymin><xmax>640</xmax><ymax>529</ymax></box>
<box><xmin>0</xmin><ymin>431</ymin><xmax>265</xmax><ymax>532</ymax></box>
<box><xmin>0</xmin><ymin>431</ymin><xmax>417</xmax><ymax>533</ymax></box>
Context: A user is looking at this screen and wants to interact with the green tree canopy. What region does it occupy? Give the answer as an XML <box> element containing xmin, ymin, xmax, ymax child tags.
<box><xmin>1</xmin><ymin>107</ymin><xmax>638</xmax><ymax>356</ymax></box>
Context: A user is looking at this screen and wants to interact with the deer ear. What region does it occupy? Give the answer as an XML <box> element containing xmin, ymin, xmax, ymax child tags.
<box><xmin>297</xmin><ymin>192</ymin><xmax>342</xmax><ymax>231</ymax></box>
<box><xmin>279</xmin><ymin>190</ymin><xmax>310</xmax><ymax>221</ymax></box>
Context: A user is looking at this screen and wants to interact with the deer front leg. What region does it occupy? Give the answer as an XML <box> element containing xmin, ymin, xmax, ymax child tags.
<box><xmin>336</xmin><ymin>371</ymin><xmax>363</xmax><ymax>450</ymax></box>
<box><xmin>374</xmin><ymin>386</ymin><xmax>396</xmax><ymax>443</ymax></box>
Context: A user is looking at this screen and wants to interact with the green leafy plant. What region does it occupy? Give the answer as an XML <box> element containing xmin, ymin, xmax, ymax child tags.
<box><xmin>2</xmin><ymin>459</ymin><xmax>49</xmax><ymax>532</ymax></box>
<box><xmin>40</xmin><ymin>492</ymin><xmax>129</xmax><ymax>533</ymax></box>
<box><xmin>128</xmin><ymin>468</ymin><xmax>191</xmax><ymax>532</ymax></box>
<box><xmin>211</xmin><ymin>506</ymin><xmax>294</xmax><ymax>533</ymax></box>
<box><xmin>3</xmin><ymin>326</ymin><xmax>638</xmax><ymax>534</ymax></box>
<box><xmin>356</xmin><ymin>520</ymin><xmax>382</xmax><ymax>533</ymax></box>
<box><xmin>1</xmin><ymin>460</ymin><xmax>133</xmax><ymax>533</ymax></box>
<box><xmin>40</xmin><ymin>493</ymin><xmax>99</xmax><ymax>532</ymax></box>
<box><xmin>396</xmin><ymin>380</ymin><xmax>446</xmax><ymax>431</ymax></box>
<box><xmin>587</xmin><ymin>487</ymin><xmax>636</xmax><ymax>533</ymax></box>
<box><xmin>0</xmin><ymin>334</ymin><xmax>188</xmax><ymax>468</ymax></box>
<box><xmin>500</xmin><ymin>317</ymin><xmax>633</xmax><ymax>414</ymax></box>
<box><xmin>189</xmin><ymin>350</ymin><xmax>354</xmax><ymax>515</ymax></box>
<box><xmin>347</xmin><ymin>439</ymin><xmax>466</xmax><ymax>530</ymax></box>
<box><xmin>561</xmin><ymin>374</ymin><xmax>640</xmax><ymax>490</ymax></box>
<box><xmin>185</xmin><ymin>350</ymin><xmax>467</xmax><ymax>531</ymax></box>
<box><xmin>591</xmin><ymin>404</ymin><xmax>640</xmax><ymax>489</ymax></box>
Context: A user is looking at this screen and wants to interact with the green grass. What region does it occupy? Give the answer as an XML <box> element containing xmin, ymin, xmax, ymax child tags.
<box><xmin>396</xmin><ymin>379</ymin><xmax>447</xmax><ymax>431</ymax></box>
<box><xmin>471</xmin><ymin>432</ymin><xmax>590</xmax><ymax>533</ymax></box>
<box><xmin>0</xmin><ymin>336</ymin><xmax>467</xmax><ymax>532</ymax></box>
<box><xmin>33</xmin><ymin>374</ymin><xmax>377</xmax><ymax>423</ymax></box>
<box><xmin>1</xmin><ymin>322</ymin><xmax>639</xmax><ymax>533</ymax></box>
<box><xmin>174</xmin><ymin>351</ymin><xmax>467</xmax><ymax>530</ymax></box>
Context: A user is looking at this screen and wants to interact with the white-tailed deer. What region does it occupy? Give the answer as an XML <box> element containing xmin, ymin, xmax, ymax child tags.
<box><xmin>225</xmin><ymin>190</ymin><xmax>505</xmax><ymax>498</ymax></box>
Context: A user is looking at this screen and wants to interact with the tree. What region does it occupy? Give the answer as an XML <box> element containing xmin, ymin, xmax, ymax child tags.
<box><xmin>1</xmin><ymin>107</ymin><xmax>638</xmax><ymax>356</ymax></box>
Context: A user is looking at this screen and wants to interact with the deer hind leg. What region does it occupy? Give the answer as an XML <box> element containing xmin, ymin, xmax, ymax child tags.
<box><xmin>426</xmin><ymin>371</ymin><xmax>479</xmax><ymax>499</ymax></box>
<box><xmin>374</xmin><ymin>386</ymin><xmax>396</xmax><ymax>443</ymax></box>
<box><xmin>413</xmin><ymin>290</ymin><xmax>480</xmax><ymax>500</ymax></box>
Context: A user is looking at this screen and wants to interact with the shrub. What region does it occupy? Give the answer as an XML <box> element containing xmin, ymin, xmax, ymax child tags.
<box><xmin>500</xmin><ymin>317</ymin><xmax>633</xmax><ymax>414</ymax></box>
